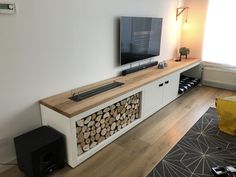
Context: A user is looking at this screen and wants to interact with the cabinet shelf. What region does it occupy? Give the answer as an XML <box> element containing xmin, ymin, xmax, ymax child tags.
<box><xmin>178</xmin><ymin>75</ymin><xmax>200</xmax><ymax>94</ymax></box>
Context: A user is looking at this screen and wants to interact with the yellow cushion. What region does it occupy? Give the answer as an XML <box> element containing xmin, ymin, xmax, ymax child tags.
<box><xmin>216</xmin><ymin>96</ymin><xmax>236</xmax><ymax>136</ymax></box>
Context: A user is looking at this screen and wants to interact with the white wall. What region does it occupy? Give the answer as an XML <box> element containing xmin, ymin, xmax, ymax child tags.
<box><xmin>180</xmin><ymin>0</ymin><xmax>209</xmax><ymax>58</ymax></box>
<box><xmin>0</xmin><ymin>0</ymin><xmax>179</xmax><ymax>168</ymax></box>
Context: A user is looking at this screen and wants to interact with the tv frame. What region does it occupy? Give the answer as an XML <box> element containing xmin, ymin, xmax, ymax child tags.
<box><xmin>120</xmin><ymin>16</ymin><xmax>163</xmax><ymax>65</ymax></box>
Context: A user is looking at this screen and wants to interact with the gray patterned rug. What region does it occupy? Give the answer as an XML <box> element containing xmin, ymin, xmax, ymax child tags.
<box><xmin>147</xmin><ymin>107</ymin><xmax>236</xmax><ymax>177</ymax></box>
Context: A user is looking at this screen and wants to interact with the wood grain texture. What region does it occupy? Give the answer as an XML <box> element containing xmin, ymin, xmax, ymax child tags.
<box><xmin>2</xmin><ymin>86</ymin><xmax>235</xmax><ymax>177</ymax></box>
<box><xmin>76</xmin><ymin>93</ymin><xmax>140</xmax><ymax>155</ymax></box>
<box><xmin>40</xmin><ymin>58</ymin><xmax>201</xmax><ymax>118</ymax></box>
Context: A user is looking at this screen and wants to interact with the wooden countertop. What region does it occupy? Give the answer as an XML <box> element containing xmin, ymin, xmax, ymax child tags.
<box><xmin>40</xmin><ymin>58</ymin><xmax>201</xmax><ymax>118</ymax></box>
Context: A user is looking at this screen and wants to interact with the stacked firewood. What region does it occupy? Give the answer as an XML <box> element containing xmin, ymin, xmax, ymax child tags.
<box><xmin>76</xmin><ymin>93</ymin><xmax>140</xmax><ymax>155</ymax></box>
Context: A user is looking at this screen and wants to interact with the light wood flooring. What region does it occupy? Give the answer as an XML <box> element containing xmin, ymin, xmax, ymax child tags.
<box><xmin>1</xmin><ymin>86</ymin><xmax>235</xmax><ymax>177</ymax></box>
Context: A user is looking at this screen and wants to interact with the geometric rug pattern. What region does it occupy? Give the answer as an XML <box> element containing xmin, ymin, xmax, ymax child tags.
<box><xmin>147</xmin><ymin>107</ymin><xmax>236</xmax><ymax>177</ymax></box>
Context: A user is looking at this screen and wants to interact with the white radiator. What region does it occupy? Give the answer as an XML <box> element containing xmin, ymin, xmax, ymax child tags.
<box><xmin>202</xmin><ymin>66</ymin><xmax>236</xmax><ymax>90</ymax></box>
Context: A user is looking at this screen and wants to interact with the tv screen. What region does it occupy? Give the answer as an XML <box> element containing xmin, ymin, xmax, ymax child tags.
<box><xmin>120</xmin><ymin>16</ymin><xmax>163</xmax><ymax>65</ymax></box>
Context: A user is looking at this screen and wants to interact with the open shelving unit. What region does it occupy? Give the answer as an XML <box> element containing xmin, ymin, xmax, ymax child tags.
<box><xmin>178</xmin><ymin>75</ymin><xmax>201</xmax><ymax>94</ymax></box>
<box><xmin>178</xmin><ymin>64</ymin><xmax>202</xmax><ymax>95</ymax></box>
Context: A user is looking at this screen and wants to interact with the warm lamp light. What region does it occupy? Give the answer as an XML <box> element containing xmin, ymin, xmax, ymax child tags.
<box><xmin>183</xmin><ymin>20</ymin><xmax>189</xmax><ymax>30</ymax></box>
<box><xmin>175</xmin><ymin>6</ymin><xmax>190</xmax><ymax>62</ymax></box>
<box><xmin>176</xmin><ymin>6</ymin><xmax>189</xmax><ymax>30</ymax></box>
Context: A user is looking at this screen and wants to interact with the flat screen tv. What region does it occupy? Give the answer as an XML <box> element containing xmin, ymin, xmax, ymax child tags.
<box><xmin>120</xmin><ymin>16</ymin><xmax>163</xmax><ymax>65</ymax></box>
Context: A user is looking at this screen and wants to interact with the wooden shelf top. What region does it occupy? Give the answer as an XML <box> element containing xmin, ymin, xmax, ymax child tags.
<box><xmin>40</xmin><ymin>58</ymin><xmax>201</xmax><ymax>118</ymax></box>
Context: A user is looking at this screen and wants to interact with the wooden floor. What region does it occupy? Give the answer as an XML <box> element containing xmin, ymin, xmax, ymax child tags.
<box><xmin>1</xmin><ymin>86</ymin><xmax>235</xmax><ymax>177</ymax></box>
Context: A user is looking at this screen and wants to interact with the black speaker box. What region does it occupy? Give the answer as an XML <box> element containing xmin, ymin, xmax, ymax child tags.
<box><xmin>14</xmin><ymin>126</ymin><xmax>66</xmax><ymax>177</ymax></box>
<box><xmin>121</xmin><ymin>61</ymin><xmax>158</xmax><ymax>76</ymax></box>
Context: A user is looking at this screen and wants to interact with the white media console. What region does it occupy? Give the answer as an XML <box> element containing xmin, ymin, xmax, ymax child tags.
<box><xmin>40</xmin><ymin>58</ymin><xmax>201</xmax><ymax>168</ymax></box>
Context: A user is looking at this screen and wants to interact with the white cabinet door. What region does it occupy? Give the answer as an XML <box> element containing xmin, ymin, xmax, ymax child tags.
<box><xmin>162</xmin><ymin>73</ymin><xmax>180</xmax><ymax>105</ymax></box>
<box><xmin>142</xmin><ymin>79</ymin><xmax>164</xmax><ymax>118</ymax></box>
<box><xmin>142</xmin><ymin>72</ymin><xmax>180</xmax><ymax>118</ymax></box>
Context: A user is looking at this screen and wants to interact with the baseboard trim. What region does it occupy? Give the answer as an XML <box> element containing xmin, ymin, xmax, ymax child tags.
<box><xmin>0</xmin><ymin>157</ymin><xmax>17</xmax><ymax>173</ymax></box>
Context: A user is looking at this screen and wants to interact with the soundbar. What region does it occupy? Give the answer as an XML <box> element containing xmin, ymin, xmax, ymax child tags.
<box><xmin>121</xmin><ymin>61</ymin><xmax>158</xmax><ymax>76</ymax></box>
<box><xmin>69</xmin><ymin>81</ymin><xmax>124</xmax><ymax>102</ymax></box>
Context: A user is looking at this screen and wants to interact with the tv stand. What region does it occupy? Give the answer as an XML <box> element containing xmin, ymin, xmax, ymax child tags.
<box><xmin>39</xmin><ymin>58</ymin><xmax>201</xmax><ymax>168</ymax></box>
<box><xmin>121</xmin><ymin>61</ymin><xmax>158</xmax><ymax>75</ymax></box>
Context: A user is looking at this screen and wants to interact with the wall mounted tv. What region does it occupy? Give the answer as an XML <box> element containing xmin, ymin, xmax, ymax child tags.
<box><xmin>120</xmin><ymin>16</ymin><xmax>163</xmax><ymax>65</ymax></box>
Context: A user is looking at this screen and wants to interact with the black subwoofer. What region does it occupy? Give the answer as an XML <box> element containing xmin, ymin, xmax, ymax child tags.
<box><xmin>14</xmin><ymin>126</ymin><xmax>66</xmax><ymax>177</ymax></box>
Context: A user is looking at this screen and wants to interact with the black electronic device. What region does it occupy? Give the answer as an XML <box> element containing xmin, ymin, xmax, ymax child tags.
<box><xmin>212</xmin><ymin>166</ymin><xmax>228</xmax><ymax>177</ymax></box>
<box><xmin>121</xmin><ymin>61</ymin><xmax>158</xmax><ymax>75</ymax></box>
<box><xmin>211</xmin><ymin>166</ymin><xmax>236</xmax><ymax>177</ymax></box>
<box><xmin>14</xmin><ymin>126</ymin><xmax>66</xmax><ymax>177</ymax></box>
<box><xmin>120</xmin><ymin>16</ymin><xmax>163</xmax><ymax>65</ymax></box>
<box><xmin>69</xmin><ymin>81</ymin><xmax>124</xmax><ymax>102</ymax></box>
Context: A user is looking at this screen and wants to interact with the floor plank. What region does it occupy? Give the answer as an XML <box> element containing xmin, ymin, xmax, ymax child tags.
<box><xmin>1</xmin><ymin>86</ymin><xmax>235</xmax><ymax>177</ymax></box>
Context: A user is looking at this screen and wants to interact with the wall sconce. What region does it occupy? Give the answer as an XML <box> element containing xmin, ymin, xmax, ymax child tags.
<box><xmin>176</xmin><ymin>6</ymin><xmax>189</xmax><ymax>30</ymax></box>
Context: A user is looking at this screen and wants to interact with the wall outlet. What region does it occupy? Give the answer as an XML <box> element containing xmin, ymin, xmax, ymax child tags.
<box><xmin>0</xmin><ymin>0</ymin><xmax>16</xmax><ymax>14</ymax></box>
